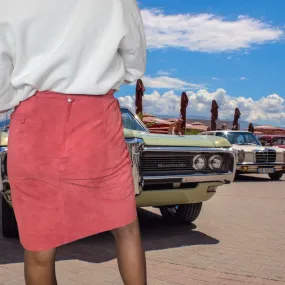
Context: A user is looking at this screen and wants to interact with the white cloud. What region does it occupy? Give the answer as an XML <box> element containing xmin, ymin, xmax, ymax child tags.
<box><xmin>141</xmin><ymin>9</ymin><xmax>284</xmax><ymax>53</ymax></box>
<box><xmin>240</xmin><ymin>77</ymin><xmax>247</xmax><ymax>80</ymax></box>
<box><xmin>212</xmin><ymin>77</ymin><xmax>219</xmax><ymax>80</ymax></box>
<box><xmin>135</xmin><ymin>75</ymin><xmax>204</xmax><ymax>90</ymax></box>
<box><xmin>119</xmin><ymin>89</ymin><xmax>285</xmax><ymax>126</ymax></box>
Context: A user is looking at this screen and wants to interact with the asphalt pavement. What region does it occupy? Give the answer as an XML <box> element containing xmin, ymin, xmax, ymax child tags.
<box><xmin>0</xmin><ymin>174</ymin><xmax>285</xmax><ymax>285</ymax></box>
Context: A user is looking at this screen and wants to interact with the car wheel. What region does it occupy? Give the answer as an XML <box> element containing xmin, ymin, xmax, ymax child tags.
<box><xmin>234</xmin><ymin>170</ymin><xmax>240</xmax><ymax>180</ymax></box>
<box><xmin>1</xmin><ymin>195</ymin><xmax>18</xmax><ymax>238</ymax></box>
<box><xmin>268</xmin><ymin>171</ymin><xmax>283</xmax><ymax>181</ymax></box>
<box><xmin>159</xmin><ymin>203</ymin><xmax>202</xmax><ymax>224</ymax></box>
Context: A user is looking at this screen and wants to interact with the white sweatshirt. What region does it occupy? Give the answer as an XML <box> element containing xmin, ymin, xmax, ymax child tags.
<box><xmin>0</xmin><ymin>0</ymin><xmax>146</xmax><ymax>112</ymax></box>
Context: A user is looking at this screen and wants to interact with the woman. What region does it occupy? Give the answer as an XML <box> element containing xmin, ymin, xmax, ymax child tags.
<box><xmin>0</xmin><ymin>0</ymin><xmax>147</xmax><ymax>284</ymax></box>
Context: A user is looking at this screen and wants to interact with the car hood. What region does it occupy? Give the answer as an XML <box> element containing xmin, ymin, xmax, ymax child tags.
<box><xmin>124</xmin><ymin>130</ymin><xmax>231</xmax><ymax>148</ymax></box>
<box><xmin>232</xmin><ymin>144</ymin><xmax>285</xmax><ymax>153</ymax></box>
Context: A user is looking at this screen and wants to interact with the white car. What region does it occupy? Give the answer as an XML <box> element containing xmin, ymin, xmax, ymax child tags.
<box><xmin>200</xmin><ymin>130</ymin><xmax>285</xmax><ymax>180</ymax></box>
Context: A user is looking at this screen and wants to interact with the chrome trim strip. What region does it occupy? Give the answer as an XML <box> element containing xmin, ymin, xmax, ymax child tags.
<box><xmin>143</xmin><ymin>172</ymin><xmax>234</xmax><ymax>184</ymax></box>
<box><xmin>143</xmin><ymin>147</ymin><xmax>234</xmax><ymax>153</ymax></box>
<box><xmin>237</xmin><ymin>162</ymin><xmax>285</xmax><ymax>166</ymax></box>
<box><xmin>125</xmin><ymin>138</ymin><xmax>144</xmax><ymax>144</ymax></box>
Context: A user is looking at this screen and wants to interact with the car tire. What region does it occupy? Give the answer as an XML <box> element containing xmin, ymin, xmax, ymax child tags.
<box><xmin>1</xmin><ymin>195</ymin><xmax>18</xmax><ymax>238</ymax></box>
<box><xmin>159</xmin><ymin>203</ymin><xmax>202</xmax><ymax>224</ymax></box>
<box><xmin>234</xmin><ymin>170</ymin><xmax>240</xmax><ymax>180</ymax></box>
<box><xmin>268</xmin><ymin>171</ymin><xmax>283</xmax><ymax>181</ymax></box>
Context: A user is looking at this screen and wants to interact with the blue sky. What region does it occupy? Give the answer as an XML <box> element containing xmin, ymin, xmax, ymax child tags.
<box><xmin>0</xmin><ymin>0</ymin><xmax>284</xmax><ymax>126</ymax></box>
<box><xmin>118</xmin><ymin>0</ymin><xmax>285</xmax><ymax>126</ymax></box>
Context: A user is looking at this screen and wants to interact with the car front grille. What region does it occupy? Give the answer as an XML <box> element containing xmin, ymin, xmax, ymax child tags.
<box><xmin>255</xmin><ymin>149</ymin><xmax>276</xmax><ymax>163</ymax></box>
<box><xmin>140</xmin><ymin>151</ymin><xmax>233</xmax><ymax>176</ymax></box>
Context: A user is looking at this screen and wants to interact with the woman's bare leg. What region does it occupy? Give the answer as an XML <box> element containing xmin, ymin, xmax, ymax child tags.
<box><xmin>112</xmin><ymin>219</ymin><xmax>147</xmax><ymax>285</ymax></box>
<box><xmin>24</xmin><ymin>248</ymin><xmax>57</xmax><ymax>285</ymax></box>
<box><xmin>24</xmin><ymin>219</ymin><xmax>146</xmax><ymax>285</ymax></box>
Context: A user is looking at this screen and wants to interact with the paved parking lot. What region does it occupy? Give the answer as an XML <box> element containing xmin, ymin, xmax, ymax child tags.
<box><xmin>1</xmin><ymin>174</ymin><xmax>285</xmax><ymax>285</ymax></box>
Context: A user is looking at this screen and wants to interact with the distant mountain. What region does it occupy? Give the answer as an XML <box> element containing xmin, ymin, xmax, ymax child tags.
<box><xmin>156</xmin><ymin>113</ymin><xmax>285</xmax><ymax>129</ymax></box>
<box><xmin>157</xmin><ymin>114</ymin><xmax>209</xmax><ymax>121</ymax></box>
<box><xmin>155</xmin><ymin>114</ymin><xmax>256</xmax><ymax>129</ymax></box>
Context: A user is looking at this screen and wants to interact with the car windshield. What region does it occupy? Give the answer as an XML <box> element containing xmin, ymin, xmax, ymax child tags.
<box><xmin>120</xmin><ymin>108</ymin><xmax>147</xmax><ymax>132</ymax></box>
<box><xmin>216</xmin><ymin>132</ymin><xmax>261</xmax><ymax>146</ymax></box>
<box><xmin>272</xmin><ymin>137</ymin><xmax>285</xmax><ymax>146</ymax></box>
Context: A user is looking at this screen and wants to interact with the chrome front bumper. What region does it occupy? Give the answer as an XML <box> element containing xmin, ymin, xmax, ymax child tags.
<box><xmin>143</xmin><ymin>172</ymin><xmax>234</xmax><ymax>185</ymax></box>
<box><xmin>237</xmin><ymin>162</ymin><xmax>285</xmax><ymax>173</ymax></box>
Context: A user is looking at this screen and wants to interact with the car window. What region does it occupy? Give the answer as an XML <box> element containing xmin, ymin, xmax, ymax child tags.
<box><xmin>272</xmin><ymin>137</ymin><xmax>285</xmax><ymax>146</ymax></box>
<box><xmin>216</xmin><ymin>132</ymin><xmax>225</xmax><ymax>137</ymax></box>
<box><xmin>120</xmin><ymin>108</ymin><xmax>147</xmax><ymax>132</ymax></box>
<box><xmin>217</xmin><ymin>132</ymin><xmax>261</xmax><ymax>145</ymax></box>
<box><xmin>236</xmin><ymin>135</ymin><xmax>245</xmax><ymax>144</ymax></box>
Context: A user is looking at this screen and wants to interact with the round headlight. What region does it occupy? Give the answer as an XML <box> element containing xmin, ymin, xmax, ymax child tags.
<box><xmin>192</xmin><ymin>154</ymin><xmax>206</xmax><ymax>171</ymax></box>
<box><xmin>208</xmin><ymin>155</ymin><xmax>223</xmax><ymax>171</ymax></box>
<box><xmin>237</xmin><ymin>149</ymin><xmax>245</xmax><ymax>163</ymax></box>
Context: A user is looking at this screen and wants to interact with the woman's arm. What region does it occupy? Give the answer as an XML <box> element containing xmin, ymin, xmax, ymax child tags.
<box><xmin>0</xmin><ymin>23</ymin><xmax>16</xmax><ymax>112</ymax></box>
<box><xmin>119</xmin><ymin>0</ymin><xmax>146</xmax><ymax>84</ymax></box>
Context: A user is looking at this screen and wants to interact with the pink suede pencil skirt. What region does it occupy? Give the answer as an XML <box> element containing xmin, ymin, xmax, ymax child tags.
<box><xmin>7</xmin><ymin>91</ymin><xmax>137</xmax><ymax>251</ymax></box>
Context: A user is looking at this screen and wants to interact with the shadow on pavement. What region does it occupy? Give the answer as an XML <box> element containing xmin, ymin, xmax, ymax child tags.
<box><xmin>0</xmin><ymin>208</ymin><xmax>219</xmax><ymax>265</ymax></box>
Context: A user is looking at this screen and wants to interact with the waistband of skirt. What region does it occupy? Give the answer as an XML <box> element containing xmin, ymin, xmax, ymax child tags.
<box><xmin>35</xmin><ymin>89</ymin><xmax>116</xmax><ymax>100</ymax></box>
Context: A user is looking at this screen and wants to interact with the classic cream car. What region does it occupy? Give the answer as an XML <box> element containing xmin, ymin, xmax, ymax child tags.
<box><xmin>200</xmin><ymin>130</ymin><xmax>285</xmax><ymax>180</ymax></box>
<box><xmin>1</xmin><ymin>107</ymin><xmax>236</xmax><ymax>237</ymax></box>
